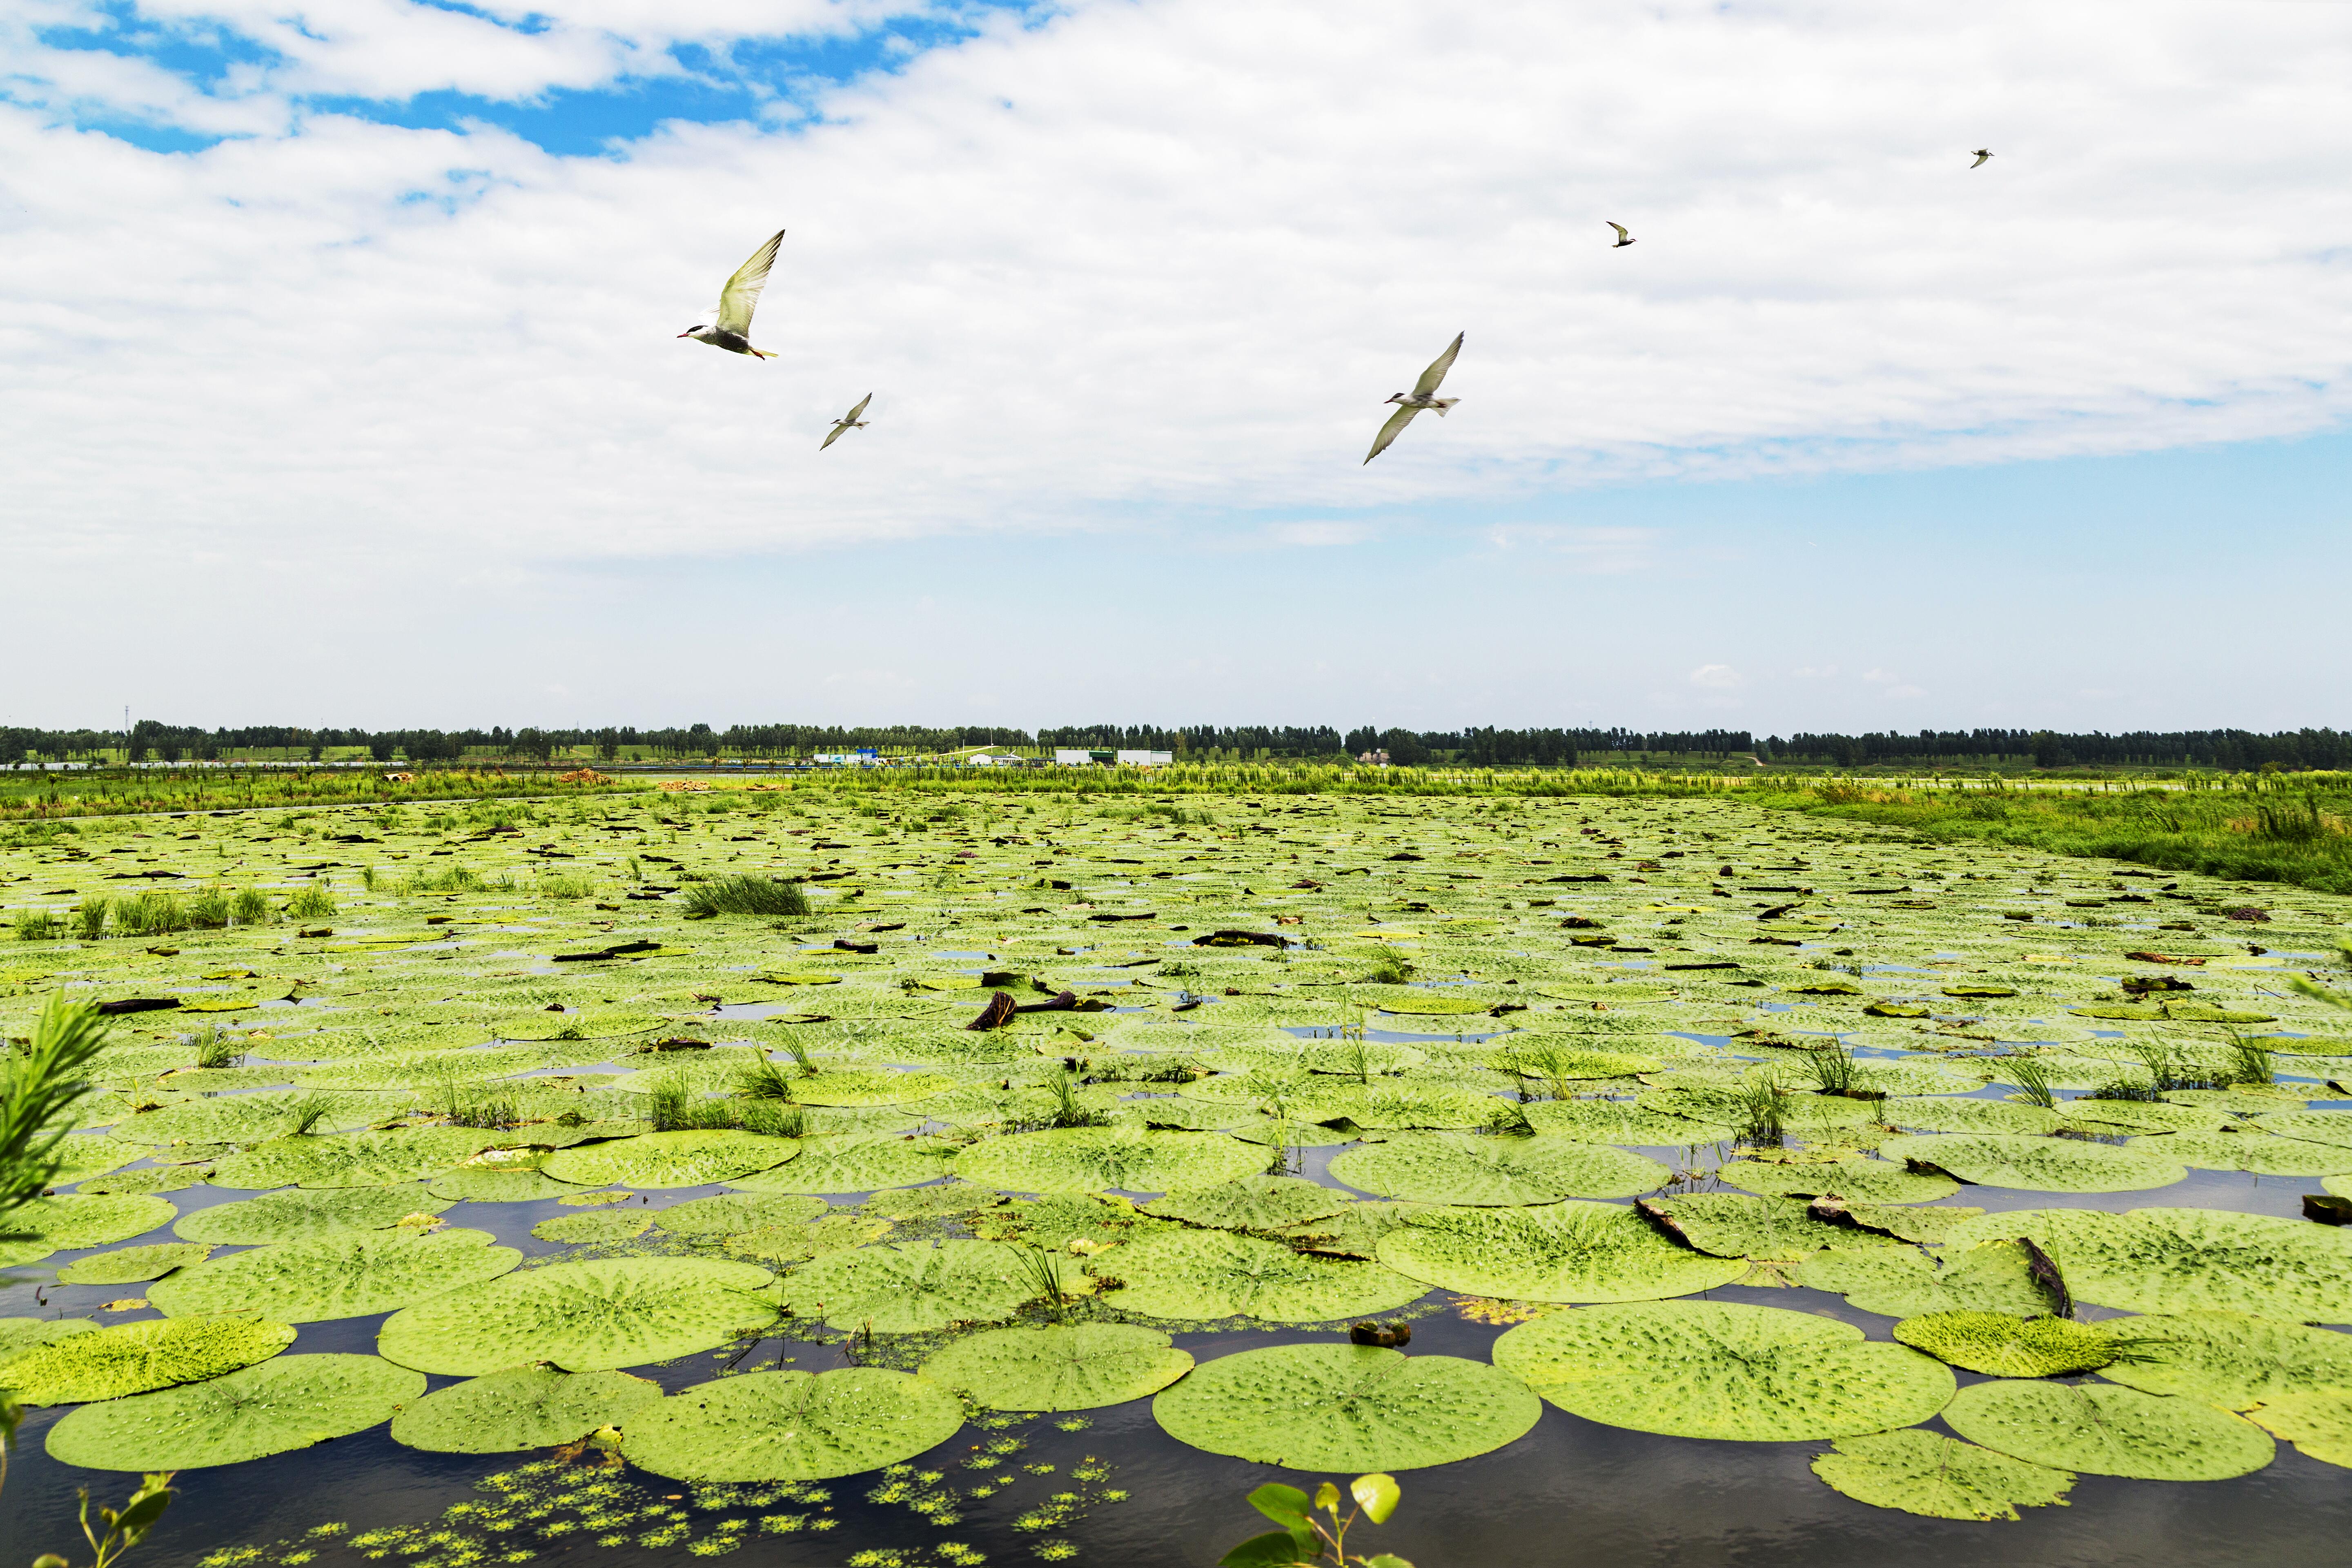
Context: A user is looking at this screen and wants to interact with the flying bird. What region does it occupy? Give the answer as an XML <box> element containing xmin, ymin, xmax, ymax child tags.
<box><xmin>821</xmin><ymin>394</ymin><xmax>874</xmax><ymax>450</ymax></box>
<box><xmin>677</xmin><ymin>229</ymin><xmax>784</xmax><ymax>358</ymax></box>
<box><xmin>1608</xmin><ymin>221</ymin><xmax>1636</xmax><ymax>248</ymax></box>
<box><xmin>1970</xmin><ymin>149</ymin><xmax>1993</xmax><ymax>168</ymax></box>
<box><xmin>1363</xmin><ymin>332</ymin><xmax>1463</xmax><ymax>465</ymax></box>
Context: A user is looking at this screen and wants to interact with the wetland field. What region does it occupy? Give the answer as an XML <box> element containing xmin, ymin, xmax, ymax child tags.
<box><xmin>4</xmin><ymin>783</ymin><xmax>2351</xmax><ymax>1568</ymax></box>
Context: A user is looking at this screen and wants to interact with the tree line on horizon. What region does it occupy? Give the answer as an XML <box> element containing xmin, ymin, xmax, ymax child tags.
<box><xmin>3</xmin><ymin>722</ymin><xmax>2350</xmax><ymax>771</ymax></box>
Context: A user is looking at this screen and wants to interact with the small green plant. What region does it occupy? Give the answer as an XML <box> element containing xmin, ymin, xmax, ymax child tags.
<box><xmin>184</xmin><ymin>887</ymin><xmax>230</xmax><ymax>929</ymax></box>
<box><xmin>2223</xmin><ymin>1030</ymin><xmax>2274</xmax><ymax>1088</ymax></box>
<box><xmin>114</xmin><ymin>892</ymin><xmax>186</xmax><ymax>938</ymax></box>
<box><xmin>285</xmin><ymin>882</ymin><xmax>337</xmax><ymax>921</ymax></box>
<box><xmin>73</xmin><ymin>896</ymin><xmax>109</xmax><ymax>942</ymax></box>
<box><xmin>738</xmin><ymin>1101</ymin><xmax>805</xmax><ymax>1138</ymax></box>
<box><xmin>1047</xmin><ymin>1071</ymin><xmax>1109</xmax><ymax>1129</ymax></box>
<box><xmin>229</xmin><ymin>888</ymin><xmax>270</xmax><ymax>925</ymax></box>
<box><xmin>1802</xmin><ymin>1039</ymin><xmax>1858</xmax><ymax>1096</ymax></box>
<box><xmin>360</xmin><ymin>865</ymin><xmax>379</xmax><ymax>893</ymax></box>
<box><xmin>2004</xmin><ymin>1053</ymin><xmax>2059</xmax><ymax>1110</ymax></box>
<box><xmin>537</xmin><ymin>874</ymin><xmax>593</xmax><ymax>900</ymax></box>
<box><xmin>1219</xmin><ymin>1473</ymin><xmax>1412</xmax><ymax>1568</ymax></box>
<box><xmin>1362</xmin><ymin>947</ymin><xmax>1413</xmax><ymax>986</ymax></box>
<box><xmin>736</xmin><ymin>1055</ymin><xmax>800</xmax><ymax>1103</ymax></box>
<box><xmin>1734</xmin><ymin>1072</ymin><xmax>1786</xmax><ymax>1146</ymax></box>
<box><xmin>681</xmin><ymin>875</ymin><xmax>808</xmax><ymax>918</ymax></box>
<box><xmin>191</xmin><ymin>1027</ymin><xmax>244</xmax><ymax>1071</ymax></box>
<box><xmin>1016</xmin><ymin>1246</ymin><xmax>1074</xmax><ymax>1321</ymax></box>
<box><xmin>13</xmin><ymin>908</ymin><xmax>56</xmax><ymax>942</ymax></box>
<box><xmin>775</xmin><ymin>1034</ymin><xmax>819</xmax><ymax>1076</ymax></box>
<box><xmin>283</xmin><ymin>1091</ymin><xmax>339</xmax><ymax>1136</ymax></box>
<box><xmin>28</xmin><ymin>1471</ymin><xmax>176</xmax><ymax>1568</ymax></box>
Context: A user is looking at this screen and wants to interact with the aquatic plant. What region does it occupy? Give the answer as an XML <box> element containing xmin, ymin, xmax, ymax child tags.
<box><xmin>73</xmin><ymin>896</ymin><xmax>109</xmax><ymax>941</ymax></box>
<box><xmin>682</xmin><ymin>875</ymin><xmax>809</xmax><ymax>918</ymax></box>
<box><xmin>13</xmin><ymin>908</ymin><xmax>56</xmax><ymax>942</ymax></box>
<box><xmin>31</xmin><ymin>1472</ymin><xmax>177</xmax><ymax>1568</ymax></box>
<box><xmin>284</xmin><ymin>883</ymin><xmax>336</xmax><ymax>921</ymax></box>
<box><xmin>2003</xmin><ymin>1053</ymin><xmax>2059</xmax><ymax>1110</ymax></box>
<box><xmin>1218</xmin><ymin>1473</ymin><xmax>1413</xmax><ymax>1568</ymax></box>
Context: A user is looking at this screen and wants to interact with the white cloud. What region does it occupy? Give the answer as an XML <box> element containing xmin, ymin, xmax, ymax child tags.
<box><xmin>1477</xmin><ymin>525</ymin><xmax>1655</xmax><ymax>572</ymax></box>
<box><xmin>1793</xmin><ymin>664</ymin><xmax>1840</xmax><ymax>679</ymax></box>
<box><xmin>1263</xmin><ymin>521</ymin><xmax>1373</xmax><ymax>547</ymax></box>
<box><xmin>3</xmin><ymin>0</ymin><xmax>2350</xmax><ymax>582</ymax></box>
<box><xmin>1862</xmin><ymin>669</ymin><xmax>1898</xmax><ymax>684</ymax></box>
<box><xmin>1689</xmin><ymin>664</ymin><xmax>1744</xmax><ymax>690</ymax></box>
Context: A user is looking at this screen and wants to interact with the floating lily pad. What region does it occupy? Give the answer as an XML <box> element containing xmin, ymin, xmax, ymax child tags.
<box><xmin>657</xmin><ymin>1193</ymin><xmax>831</xmax><ymax>1236</ymax></box>
<box><xmin>209</xmin><ymin>1129</ymin><xmax>509</xmax><ymax>1190</ymax></box>
<box><xmin>1376</xmin><ymin>1201</ymin><xmax>1748</xmax><ymax>1302</ymax></box>
<box><xmin>531</xmin><ymin>1209</ymin><xmax>653</xmax><ymax>1244</ymax></box>
<box><xmin>1811</xmin><ymin>1429</ymin><xmax>2076</xmax><ymax>1521</ymax></box>
<box><xmin>107</xmin><ymin>1091</ymin><xmax>412</xmax><ymax>1146</ymax></box>
<box><xmin>1840</xmin><ymin>1202</ymin><xmax>1988</xmax><ymax>1246</ymax></box>
<box><xmin>1153</xmin><ymin>1343</ymin><xmax>1540</xmax><ymax>1470</ymax></box>
<box><xmin>622</xmin><ymin>1368</ymin><xmax>963</xmax><ymax>1481</ymax></box>
<box><xmin>1880</xmin><ymin>1097</ymin><xmax>2062</xmax><ymax>1136</ymax></box>
<box><xmin>1941</xmin><ymin>1379</ymin><xmax>2274</xmax><ymax>1480</ymax></box>
<box><xmin>1948</xmin><ymin>1207</ymin><xmax>2352</xmax><ymax>1321</ymax></box>
<box><xmin>1892</xmin><ymin>1312</ymin><xmax>2115</xmax><ymax>1377</ymax></box>
<box><xmin>788</xmin><ymin>1069</ymin><xmax>954</xmax><ymax>1107</ymax></box>
<box><xmin>1878</xmin><ymin>1133</ymin><xmax>2185</xmax><ymax>1193</ymax></box>
<box><xmin>862</xmin><ymin>1183</ymin><xmax>1006</xmax><ymax>1221</ymax></box>
<box><xmin>175</xmin><ymin>1187</ymin><xmax>452</xmax><ymax>1245</ymax></box>
<box><xmin>1792</xmin><ymin>1242</ymin><xmax>2062</xmax><ymax>1319</ymax></box>
<box><xmin>150</xmin><ymin>1227</ymin><xmax>520</xmax><ymax>1323</ymax></box>
<box><xmin>953</xmin><ymin>1126</ymin><xmax>1265</xmax><ymax>1195</ymax></box>
<box><xmin>1092</xmin><ymin>1229</ymin><xmax>1425</xmax><ymax>1323</ymax></box>
<box><xmin>388</xmin><ymin>1364</ymin><xmax>664</xmax><ymax>1453</ymax></box>
<box><xmin>53</xmin><ymin>1243</ymin><xmax>214</xmax><ymax>1285</ymax></box>
<box><xmin>543</xmin><ymin>1130</ymin><xmax>797</xmax><ymax>1189</ymax></box>
<box><xmin>425</xmin><ymin>1167</ymin><xmax>585</xmax><ymax>1203</ymax></box>
<box><xmin>2245</xmin><ymin>1392</ymin><xmax>2352</xmax><ymax>1468</ymax></box>
<box><xmin>8</xmin><ymin>1194</ymin><xmax>177</xmax><ymax>1252</ymax></box>
<box><xmin>2250</xmin><ymin>1109</ymin><xmax>2352</xmax><ymax>1149</ymax></box>
<box><xmin>724</xmin><ymin>1135</ymin><xmax>956</xmax><ymax>1194</ymax></box>
<box><xmin>2094</xmin><ymin>1310</ymin><xmax>2352</xmax><ymax>1409</ymax></box>
<box><xmin>1490</xmin><ymin>1301</ymin><xmax>1954</xmax><ymax>1440</ymax></box>
<box><xmin>0</xmin><ymin>1317</ymin><xmax>100</xmax><ymax>1363</ymax></box>
<box><xmin>45</xmin><ymin>1353</ymin><xmax>425</xmax><ymax>1470</ymax></box>
<box><xmin>1139</xmin><ymin>1176</ymin><xmax>1349</xmax><ymax>1233</ymax></box>
<box><xmin>1641</xmin><ymin>1195</ymin><xmax>1901</xmax><ymax>1263</ymax></box>
<box><xmin>0</xmin><ymin>1314</ymin><xmax>297</xmax><ymax>1405</ymax></box>
<box><xmin>2060</xmin><ymin>1099</ymin><xmax>2232</xmax><ymax>1135</ymax></box>
<box><xmin>1517</xmin><ymin>1100</ymin><xmax>1735</xmax><ymax>1145</ymax></box>
<box><xmin>378</xmin><ymin>1257</ymin><xmax>777</xmax><ymax>1375</ymax></box>
<box><xmin>2127</xmin><ymin>1131</ymin><xmax>2352</xmax><ymax>1177</ymax></box>
<box><xmin>1330</xmin><ymin>1133</ymin><xmax>1668</xmax><ymax>1205</ymax></box>
<box><xmin>780</xmin><ymin>1240</ymin><xmax>1040</xmax><ymax>1332</ymax></box>
<box><xmin>1285</xmin><ymin>1082</ymin><xmax>1505</xmax><ymax>1129</ymax></box>
<box><xmin>722</xmin><ymin>1213</ymin><xmax>893</xmax><ymax>1265</ymax></box>
<box><xmin>919</xmin><ymin>1324</ymin><xmax>1194</xmax><ymax>1411</ymax></box>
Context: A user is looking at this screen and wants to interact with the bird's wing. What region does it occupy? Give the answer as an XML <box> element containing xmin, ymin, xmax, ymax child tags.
<box><xmin>844</xmin><ymin>393</ymin><xmax>873</xmax><ymax>422</ymax></box>
<box><xmin>1971</xmin><ymin>151</ymin><xmax>1990</xmax><ymax>166</ymax></box>
<box><xmin>715</xmin><ymin>229</ymin><xmax>785</xmax><ymax>335</ymax></box>
<box><xmin>820</xmin><ymin>423</ymin><xmax>846</xmax><ymax>450</ymax></box>
<box><xmin>1608</xmin><ymin>221</ymin><xmax>1630</xmax><ymax>240</ymax></box>
<box><xmin>1411</xmin><ymin>332</ymin><xmax>1464</xmax><ymax>397</ymax></box>
<box><xmin>1363</xmin><ymin>404</ymin><xmax>1420</xmax><ymax>464</ymax></box>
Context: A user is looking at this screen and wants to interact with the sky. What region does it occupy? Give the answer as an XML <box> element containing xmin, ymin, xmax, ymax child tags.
<box><xmin>4</xmin><ymin>0</ymin><xmax>2348</xmax><ymax>737</ymax></box>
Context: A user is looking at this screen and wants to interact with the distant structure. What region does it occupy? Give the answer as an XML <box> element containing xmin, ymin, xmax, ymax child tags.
<box><xmin>1054</xmin><ymin>748</ymin><xmax>1172</xmax><ymax>767</ymax></box>
<box><xmin>1358</xmin><ymin>749</ymin><xmax>1391</xmax><ymax>766</ymax></box>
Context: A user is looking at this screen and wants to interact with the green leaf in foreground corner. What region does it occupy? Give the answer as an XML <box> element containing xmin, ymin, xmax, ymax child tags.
<box><xmin>0</xmin><ymin>1315</ymin><xmax>297</xmax><ymax>1405</ymax></box>
<box><xmin>45</xmin><ymin>1353</ymin><xmax>424</xmax><ymax>1470</ymax></box>
<box><xmin>918</xmin><ymin>1323</ymin><xmax>1194</xmax><ymax>1411</ymax></box>
<box><xmin>1940</xmin><ymin>1379</ymin><xmax>2274</xmax><ymax>1480</ymax></box>
<box><xmin>1218</xmin><ymin>1530</ymin><xmax>1316</xmax><ymax>1568</ymax></box>
<box><xmin>388</xmin><ymin>1364</ymin><xmax>664</xmax><ymax>1453</ymax></box>
<box><xmin>1490</xmin><ymin>1300</ymin><xmax>1954</xmax><ymax>1441</ymax></box>
<box><xmin>1154</xmin><ymin>1343</ymin><xmax>1539</xmax><ymax>1472</ymax></box>
<box><xmin>1891</xmin><ymin>1312</ymin><xmax>2114</xmax><ymax>1377</ymax></box>
<box><xmin>1811</xmin><ymin>1429</ymin><xmax>2076</xmax><ymax>1521</ymax></box>
<box><xmin>621</xmin><ymin>1368</ymin><xmax>963</xmax><ymax>1481</ymax></box>
<box><xmin>1352</xmin><ymin>1471</ymin><xmax>1401</xmax><ymax>1523</ymax></box>
<box><xmin>377</xmin><ymin>1256</ymin><xmax>777</xmax><ymax>1376</ymax></box>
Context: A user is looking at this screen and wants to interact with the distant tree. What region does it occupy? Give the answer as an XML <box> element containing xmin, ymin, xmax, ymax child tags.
<box><xmin>368</xmin><ymin>736</ymin><xmax>396</xmax><ymax>763</ymax></box>
<box><xmin>597</xmin><ymin>728</ymin><xmax>621</xmax><ymax>762</ymax></box>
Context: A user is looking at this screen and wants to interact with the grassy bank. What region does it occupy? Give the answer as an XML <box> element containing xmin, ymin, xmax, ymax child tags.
<box><xmin>679</xmin><ymin>762</ymin><xmax>1742</xmax><ymax>798</ymax></box>
<box><xmin>0</xmin><ymin>767</ymin><xmax>640</xmax><ymax>822</ymax></box>
<box><xmin>1751</xmin><ymin>773</ymin><xmax>2352</xmax><ymax>895</ymax></box>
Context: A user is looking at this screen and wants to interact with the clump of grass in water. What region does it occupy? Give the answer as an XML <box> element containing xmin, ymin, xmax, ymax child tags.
<box><xmin>116</xmin><ymin>891</ymin><xmax>187</xmax><ymax>938</ymax></box>
<box><xmin>1363</xmin><ymin>947</ymin><xmax>1414</xmax><ymax>985</ymax></box>
<box><xmin>737</xmin><ymin>1056</ymin><xmax>800</xmax><ymax>1104</ymax></box>
<box><xmin>11</xmin><ymin>908</ymin><xmax>55</xmax><ymax>942</ymax></box>
<box><xmin>537</xmin><ymin>874</ymin><xmax>594</xmax><ymax>900</ymax></box>
<box><xmin>192</xmin><ymin>1026</ymin><xmax>244</xmax><ymax>1071</ymax></box>
<box><xmin>284</xmin><ymin>1091</ymin><xmax>339</xmax><ymax>1136</ymax></box>
<box><xmin>2005</xmin><ymin>1053</ymin><xmax>2060</xmax><ymax>1110</ymax></box>
<box><xmin>1801</xmin><ymin>1039</ymin><xmax>1864</xmax><ymax>1097</ymax></box>
<box><xmin>739</xmin><ymin>1101</ymin><xmax>805</xmax><ymax>1139</ymax></box>
<box><xmin>1017</xmin><ymin>1247</ymin><xmax>1075</xmax><ymax>1321</ymax></box>
<box><xmin>682</xmin><ymin>876</ymin><xmax>809</xmax><ymax>918</ymax></box>
<box><xmin>73</xmin><ymin>895</ymin><xmax>110</xmax><ymax>941</ymax></box>
<box><xmin>285</xmin><ymin>882</ymin><xmax>337</xmax><ymax>921</ymax></box>
<box><xmin>1735</xmin><ymin>1072</ymin><xmax>1787</xmax><ymax>1146</ymax></box>
<box><xmin>185</xmin><ymin>886</ymin><xmax>231</xmax><ymax>929</ymax></box>
<box><xmin>230</xmin><ymin>888</ymin><xmax>270</xmax><ymax>926</ymax></box>
<box><xmin>2223</xmin><ymin>1030</ymin><xmax>2274</xmax><ymax>1088</ymax></box>
<box><xmin>1048</xmin><ymin>1071</ymin><xmax>1109</xmax><ymax>1129</ymax></box>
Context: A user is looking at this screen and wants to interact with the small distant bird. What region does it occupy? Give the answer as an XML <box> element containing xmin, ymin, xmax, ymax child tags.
<box><xmin>1608</xmin><ymin>221</ymin><xmax>1636</xmax><ymax>247</ymax></box>
<box><xmin>1364</xmin><ymin>332</ymin><xmax>1463</xmax><ymax>465</ymax></box>
<box><xmin>1970</xmin><ymin>149</ymin><xmax>1993</xmax><ymax>168</ymax></box>
<box><xmin>677</xmin><ymin>228</ymin><xmax>784</xmax><ymax>358</ymax></box>
<box><xmin>821</xmin><ymin>394</ymin><xmax>874</xmax><ymax>450</ymax></box>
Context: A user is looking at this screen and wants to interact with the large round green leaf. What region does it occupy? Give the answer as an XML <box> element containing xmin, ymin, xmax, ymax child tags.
<box><xmin>0</xmin><ymin>1315</ymin><xmax>296</xmax><ymax>1405</ymax></box>
<box><xmin>1811</xmin><ymin>1430</ymin><xmax>2076</xmax><ymax>1521</ymax></box>
<box><xmin>919</xmin><ymin>1324</ymin><xmax>1194</xmax><ymax>1411</ymax></box>
<box><xmin>723</xmin><ymin>1135</ymin><xmax>956</xmax><ymax>1194</ymax></box>
<box><xmin>1375</xmin><ymin>1201</ymin><xmax>1747</xmax><ymax>1303</ymax></box>
<box><xmin>425</xmin><ymin>1167</ymin><xmax>586</xmax><ymax>1203</ymax></box>
<box><xmin>657</xmin><ymin>1192</ymin><xmax>830</xmax><ymax>1236</ymax></box>
<box><xmin>1950</xmin><ymin>1207</ymin><xmax>2352</xmax><ymax>1321</ymax></box>
<box><xmin>1880</xmin><ymin>1097</ymin><xmax>2063</xmax><ymax>1136</ymax></box>
<box><xmin>543</xmin><ymin>1130</ymin><xmax>797</xmax><ymax>1189</ymax></box>
<box><xmin>2250</xmin><ymin>1109</ymin><xmax>2352</xmax><ymax>1149</ymax></box>
<box><xmin>149</xmin><ymin>1227</ymin><xmax>520</xmax><ymax>1323</ymax></box>
<box><xmin>1284</xmin><ymin>1082</ymin><xmax>1503</xmax><ymax>1130</ymax></box>
<box><xmin>1892</xmin><ymin>1312</ymin><xmax>2115</xmax><ymax>1377</ymax></box>
<box><xmin>1518</xmin><ymin>1099</ymin><xmax>1734</xmax><ymax>1145</ymax></box>
<box><xmin>2126</xmin><ymin>1131</ymin><xmax>2352</xmax><ymax>1176</ymax></box>
<box><xmin>1715</xmin><ymin>1158</ymin><xmax>1959</xmax><ymax>1205</ymax></box>
<box><xmin>1877</xmin><ymin>1134</ymin><xmax>2185</xmax><ymax>1193</ymax></box>
<box><xmin>1490</xmin><ymin>1300</ymin><xmax>1954</xmax><ymax>1440</ymax></box>
<box><xmin>377</xmin><ymin>1257</ymin><xmax>777</xmax><ymax>1375</ymax></box>
<box><xmin>1153</xmin><ymin>1343</ymin><xmax>1540</xmax><ymax>1470</ymax></box>
<box><xmin>1329</xmin><ymin>1134</ymin><xmax>1668</xmax><ymax>1205</ymax></box>
<box><xmin>788</xmin><ymin>1069</ymin><xmax>954</xmax><ymax>1107</ymax></box>
<box><xmin>722</xmin><ymin>1212</ymin><xmax>891</xmax><ymax>1265</ymax></box>
<box><xmin>2094</xmin><ymin>1310</ymin><xmax>2352</xmax><ymax>1409</ymax></box>
<box><xmin>2245</xmin><ymin>1392</ymin><xmax>2352</xmax><ymax>1468</ymax></box>
<box><xmin>1138</xmin><ymin>1176</ymin><xmax>1349</xmax><ymax>1233</ymax></box>
<box><xmin>780</xmin><ymin>1240</ymin><xmax>1038</xmax><ymax>1332</ymax></box>
<box><xmin>953</xmin><ymin>1126</ymin><xmax>1266</xmax><ymax>1195</ymax></box>
<box><xmin>107</xmin><ymin>1091</ymin><xmax>412</xmax><ymax>1146</ymax></box>
<box><xmin>1941</xmin><ymin>1379</ymin><xmax>2274</xmax><ymax>1479</ymax></box>
<box><xmin>45</xmin><ymin>1353</ymin><xmax>424</xmax><ymax>1470</ymax></box>
<box><xmin>0</xmin><ymin>1318</ymin><xmax>100</xmax><ymax>1363</ymax></box>
<box><xmin>174</xmin><ymin>1187</ymin><xmax>451</xmax><ymax>1245</ymax></box>
<box><xmin>1640</xmin><ymin>1196</ymin><xmax>1903</xmax><ymax>1263</ymax></box>
<box><xmin>388</xmin><ymin>1364</ymin><xmax>664</xmax><ymax>1453</ymax></box>
<box><xmin>1791</xmin><ymin>1241</ymin><xmax>2061</xmax><ymax>1319</ymax></box>
<box><xmin>209</xmin><ymin>1129</ymin><xmax>509</xmax><ymax>1190</ymax></box>
<box><xmin>54</xmin><ymin>1243</ymin><xmax>213</xmax><ymax>1285</ymax></box>
<box><xmin>8</xmin><ymin>1194</ymin><xmax>176</xmax><ymax>1252</ymax></box>
<box><xmin>622</xmin><ymin>1368</ymin><xmax>963</xmax><ymax>1481</ymax></box>
<box><xmin>1092</xmin><ymin>1229</ymin><xmax>1426</xmax><ymax>1323</ymax></box>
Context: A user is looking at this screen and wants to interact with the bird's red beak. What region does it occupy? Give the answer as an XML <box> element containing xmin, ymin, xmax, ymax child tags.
<box><xmin>676</xmin><ymin>331</ymin><xmax>692</xmax><ymax>338</ymax></box>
